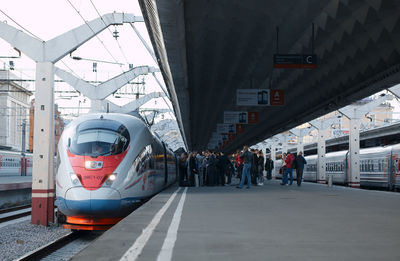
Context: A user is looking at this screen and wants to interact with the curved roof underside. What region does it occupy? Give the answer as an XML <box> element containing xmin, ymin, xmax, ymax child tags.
<box><xmin>139</xmin><ymin>0</ymin><xmax>400</xmax><ymax>152</ymax></box>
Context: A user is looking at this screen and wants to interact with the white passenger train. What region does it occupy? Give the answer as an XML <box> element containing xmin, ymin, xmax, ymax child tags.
<box><xmin>0</xmin><ymin>150</ymin><xmax>32</xmax><ymax>176</ymax></box>
<box><xmin>55</xmin><ymin>113</ymin><xmax>177</xmax><ymax>230</ymax></box>
<box><xmin>273</xmin><ymin>144</ymin><xmax>400</xmax><ymax>189</ymax></box>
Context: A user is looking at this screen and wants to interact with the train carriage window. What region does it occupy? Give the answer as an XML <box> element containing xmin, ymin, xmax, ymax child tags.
<box><xmin>133</xmin><ymin>145</ymin><xmax>152</xmax><ymax>176</ymax></box>
<box><xmin>69</xmin><ymin>119</ymin><xmax>130</xmax><ymax>157</ymax></box>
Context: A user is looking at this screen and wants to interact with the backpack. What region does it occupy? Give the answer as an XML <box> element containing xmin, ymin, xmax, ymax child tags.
<box><xmin>291</xmin><ymin>156</ymin><xmax>297</xmax><ymax>169</ymax></box>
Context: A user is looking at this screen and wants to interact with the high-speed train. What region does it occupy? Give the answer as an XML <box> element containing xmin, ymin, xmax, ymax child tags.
<box><xmin>273</xmin><ymin>144</ymin><xmax>400</xmax><ymax>189</ymax></box>
<box><xmin>55</xmin><ymin>113</ymin><xmax>177</xmax><ymax>230</ymax></box>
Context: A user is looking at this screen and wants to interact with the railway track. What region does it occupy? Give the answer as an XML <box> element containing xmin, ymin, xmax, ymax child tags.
<box><xmin>15</xmin><ymin>230</ymin><xmax>103</xmax><ymax>261</ymax></box>
<box><xmin>16</xmin><ymin>232</ymin><xmax>79</xmax><ymax>261</ymax></box>
<box><xmin>0</xmin><ymin>204</ymin><xmax>31</xmax><ymax>223</ymax></box>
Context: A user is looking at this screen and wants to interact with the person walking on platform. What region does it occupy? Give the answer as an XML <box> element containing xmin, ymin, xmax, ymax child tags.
<box><xmin>237</xmin><ymin>146</ymin><xmax>252</xmax><ymax>189</ymax></box>
<box><xmin>265</xmin><ymin>155</ymin><xmax>274</xmax><ymax>180</ymax></box>
<box><xmin>280</xmin><ymin>153</ymin><xmax>288</xmax><ymax>185</ymax></box>
<box><xmin>257</xmin><ymin>151</ymin><xmax>265</xmax><ymax>185</ymax></box>
<box><xmin>285</xmin><ymin>152</ymin><xmax>295</xmax><ymax>185</ymax></box>
<box><xmin>295</xmin><ymin>151</ymin><xmax>307</xmax><ymax>186</ymax></box>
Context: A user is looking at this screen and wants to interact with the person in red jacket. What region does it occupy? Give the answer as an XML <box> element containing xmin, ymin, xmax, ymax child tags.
<box><xmin>235</xmin><ymin>149</ymin><xmax>244</xmax><ymax>180</ymax></box>
<box><xmin>285</xmin><ymin>153</ymin><xmax>295</xmax><ymax>185</ymax></box>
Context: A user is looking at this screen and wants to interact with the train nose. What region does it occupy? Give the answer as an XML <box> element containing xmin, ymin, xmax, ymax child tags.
<box><xmin>60</xmin><ymin>187</ymin><xmax>122</xmax><ymax>216</ymax></box>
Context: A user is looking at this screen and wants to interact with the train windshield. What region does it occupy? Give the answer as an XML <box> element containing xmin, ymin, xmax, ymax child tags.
<box><xmin>69</xmin><ymin>119</ymin><xmax>130</xmax><ymax>157</ymax></box>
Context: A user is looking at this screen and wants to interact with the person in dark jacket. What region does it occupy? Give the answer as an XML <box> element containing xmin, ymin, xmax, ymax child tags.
<box><xmin>216</xmin><ymin>152</ymin><xmax>225</xmax><ymax>186</ymax></box>
<box><xmin>264</xmin><ymin>155</ymin><xmax>274</xmax><ymax>180</ymax></box>
<box><xmin>207</xmin><ymin>151</ymin><xmax>217</xmax><ymax>186</ymax></box>
<box><xmin>250</xmin><ymin>149</ymin><xmax>258</xmax><ymax>185</ymax></box>
<box><xmin>178</xmin><ymin>152</ymin><xmax>188</xmax><ymax>186</ymax></box>
<box><xmin>257</xmin><ymin>151</ymin><xmax>265</xmax><ymax>185</ymax></box>
<box><xmin>188</xmin><ymin>152</ymin><xmax>197</xmax><ymax>186</ymax></box>
<box><xmin>295</xmin><ymin>151</ymin><xmax>307</xmax><ymax>186</ymax></box>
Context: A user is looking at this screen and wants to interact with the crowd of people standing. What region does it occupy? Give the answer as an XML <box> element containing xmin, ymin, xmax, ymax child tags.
<box><xmin>178</xmin><ymin>151</ymin><xmax>234</xmax><ymax>187</ymax></box>
<box><xmin>177</xmin><ymin>145</ymin><xmax>306</xmax><ymax>188</ymax></box>
<box><xmin>178</xmin><ymin>146</ymin><xmax>278</xmax><ymax>189</ymax></box>
<box><xmin>280</xmin><ymin>151</ymin><xmax>307</xmax><ymax>186</ymax></box>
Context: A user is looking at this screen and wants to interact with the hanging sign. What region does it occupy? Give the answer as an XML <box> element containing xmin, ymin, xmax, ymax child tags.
<box><xmin>224</xmin><ymin>111</ymin><xmax>248</xmax><ymax>124</ymax></box>
<box><xmin>217</xmin><ymin>123</ymin><xmax>236</xmax><ymax>134</ymax></box>
<box><xmin>273</xmin><ymin>54</ymin><xmax>317</xmax><ymax>68</ymax></box>
<box><xmin>237</xmin><ymin>89</ymin><xmax>270</xmax><ymax>106</ymax></box>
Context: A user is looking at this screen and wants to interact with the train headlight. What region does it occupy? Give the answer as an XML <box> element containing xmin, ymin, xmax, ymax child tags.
<box><xmin>85</xmin><ymin>161</ymin><xmax>94</xmax><ymax>169</ymax></box>
<box><xmin>105</xmin><ymin>173</ymin><xmax>117</xmax><ymax>186</ymax></box>
<box><xmin>84</xmin><ymin>161</ymin><xmax>103</xmax><ymax>169</ymax></box>
<box><xmin>70</xmin><ymin>174</ymin><xmax>79</xmax><ymax>185</ymax></box>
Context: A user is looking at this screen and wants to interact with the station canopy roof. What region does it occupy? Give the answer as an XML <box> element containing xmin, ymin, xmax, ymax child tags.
<box><xmin>139</xmin><ymin>0</ymin><xmax>400</xmax><ymax>152</ymax></box>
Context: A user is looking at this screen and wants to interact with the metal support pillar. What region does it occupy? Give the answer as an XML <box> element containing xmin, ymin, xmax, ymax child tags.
<box><xmin>0</xmin><ymin>12</ymin><xmax>141</xmax><ymax>226</ymax></box>
<box><xmin>91</xmin><ymin>99</ymin><xmax>103</xmax><ymax>112</ymax></box>
<box><xmin>317</xmin><ymin>129</ymin><xmax>328</xmax><ymax>184</ymax></box>
<box><xmin>297</xmin><ymin>135</ymin><xmax>304</xmax><ymax>155</ymax></box>
<box><xmin>271</xmin><ymin>145</ymin><xmax>276</xmax><ymax>161</ymax></box>
<box><xmin>281</xmin><ymin>135</ymin><xmax>287</xmax><ymax>155</ymax></box>
<box><xmin>338</xmin><ymin>95</ymin><xmax>388</xmax><ymax>188</ymax></box>
<box><xmin>31</xmin><ymin>62</ymin><xmax>55</xmax><ymax>225</ymax></box>
<box><xmin>348</xmin><ymin>118</ymin><xmax>361</xmax><ymax>188</ymax></box>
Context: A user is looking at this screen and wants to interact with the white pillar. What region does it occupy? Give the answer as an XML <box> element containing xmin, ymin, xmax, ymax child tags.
<box><xmin>271</xmin><ymin>145</ymin><xmax>276</xmax><ymax>161</ymax></box>
<box><xmin>91</xmin><ymin>99</ymin><xmax>103</xmax><ymax>112</ymax></box>
<box><xmin>297</xmin><ymin>135</ymin><xmax>304</xmax><ymax>155</ymax></box>
<box><xmin>31</xmin><ymin>62</ymin><xmax>55</xmax><ymax>225</ymax></box>
<box><xmin>348</xmin><ymin>118</ymin><xmax>361</xmax><ymax>188</ymax></box>
<box><xmin>317</xmin><ymin>129</ymin><xmax>328</xmax><ymax>184</ymax></box>
<box><xmin>281</xmin><ymin>135</ymin><xmax>287</xmax><ymax>155</ymax></box>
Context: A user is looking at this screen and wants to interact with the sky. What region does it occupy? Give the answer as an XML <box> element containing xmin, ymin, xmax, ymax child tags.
<box><xmin>0</xmin><ymin>0</ymin><xmax>184</xmax><ymax>149</ymax></box>
<box><xmin>0</xmin><ymin>0</ymin><xmax>172</xmax><ymax>118</ymax></box>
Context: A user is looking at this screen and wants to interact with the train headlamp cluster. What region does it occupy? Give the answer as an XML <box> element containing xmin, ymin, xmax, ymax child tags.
<box><xmin>84</xmin><ymin>161</ymin><xmax>103</xmax><ymax>169</ymax></box>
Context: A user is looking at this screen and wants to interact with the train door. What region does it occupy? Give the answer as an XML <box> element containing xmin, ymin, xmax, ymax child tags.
<box><xmin>162</xmin><ymin>142</ymin><xmax>168</xmax><ymax>185</ymax></box>
<box><xmin>388</xmin><ymin>151</ymin><xmax>395</xmax><ymax>190</ymax></box>
<box><xmin>20</xmin><ymin>156</ymin><xmax>27</xmax><ymax>176</ymax></box>
<box><xmin>344</xmin><ymin>151</ymin><xmax>349</xmax><ymax>186</ymax></box>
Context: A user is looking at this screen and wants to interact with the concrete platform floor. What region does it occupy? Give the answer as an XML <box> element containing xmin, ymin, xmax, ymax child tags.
<box><xmin>72</xmin><ymin>181</ymin><xmax>400</xmax><ymax>261</ymax></box>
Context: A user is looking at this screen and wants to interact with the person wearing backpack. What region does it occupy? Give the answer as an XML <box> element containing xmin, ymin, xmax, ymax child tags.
<box><xmin>285</xmin><ymin>152</ymin><xmax>295</xmax><ymax>185</ymax></box>
<box><xmin>295</xmin><ymin>151</ymin><xmax>307</xmax><ymax>186</ymax></box>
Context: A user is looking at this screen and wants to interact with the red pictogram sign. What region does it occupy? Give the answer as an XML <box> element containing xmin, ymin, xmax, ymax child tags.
<box><xmin>270</xmin><ymin>90</ymin><xmax>284</xmax><ymax>106</ymax></box>
<box><xmin>236</xmin><ymin>124</ymin><xmax>245</xmax><ymax>134</ymax></box>
<box><xmin>248</xmin><ymin>112</ymin><xmax>259</xmax><ymax>124</ymax></box>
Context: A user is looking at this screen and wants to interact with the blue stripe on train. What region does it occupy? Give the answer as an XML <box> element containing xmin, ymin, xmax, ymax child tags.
<box><xmin>56</xmin><ymin>196</ymin><xmax>146</xmax><ymax>216</ymax></box>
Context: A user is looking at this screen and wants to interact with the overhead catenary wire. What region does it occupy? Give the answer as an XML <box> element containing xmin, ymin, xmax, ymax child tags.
<box><xmin>65</xmin><ymin>0</ymin><xmax>125</xmax><ymax>76</ymax></box>
<box><xmin>89</xmin><ymin>0</ymin><xmax>130</xmax><ymax>66</ymax></box>
<box><xmin>0</xmin><ymin>9</ymin><xmax>43</xmax><ymax>41</ymax></box>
